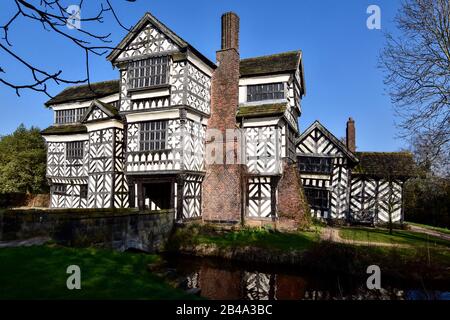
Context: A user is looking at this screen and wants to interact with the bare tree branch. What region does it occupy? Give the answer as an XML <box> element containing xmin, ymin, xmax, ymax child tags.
<box><xmin>0</xmin><ymin>0</ymin><xmax>137</xmax><ymax>97</ymax></box>
<box><xmin>380</xmin><ymin>0</ymin><xmax>450</xmax><ymax>176</ymax></box>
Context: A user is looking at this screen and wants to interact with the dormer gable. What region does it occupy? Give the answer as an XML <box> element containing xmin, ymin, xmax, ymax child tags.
<box><xmin>81</xmin><ymin>100</ymin><xmax>121</xmax><ymax>124</ymax></box>
<box><xmin>107</xmin><ymin>12</ymin><xmax>215</xmax><ymax>70</ymax></box>
<box><xmin>296</xmin><ymin>120</ymin><xmax>358</xmax><ymax>163</ymax></box>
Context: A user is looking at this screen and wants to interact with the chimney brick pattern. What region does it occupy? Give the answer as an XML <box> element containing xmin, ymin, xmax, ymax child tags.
<box><xmin>202</xmin><ymin>12</ymin><xmax>245</xmax><ymax>223</ymax></box>
<box><xmin>221</xmin><ymin>12</ymin><xmax>240</xmax><ymax>51</ymax></box>
<box><xmin>346</xmin><ymin>117</ymin><xmax>356</xmax><ymax>153</ymax></box>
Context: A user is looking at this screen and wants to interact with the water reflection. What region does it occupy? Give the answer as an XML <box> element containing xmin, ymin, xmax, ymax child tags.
<box><xmin>167</xmin><ymin>255</ymin><xmax>450</xmax><ymax>301</ymax></box>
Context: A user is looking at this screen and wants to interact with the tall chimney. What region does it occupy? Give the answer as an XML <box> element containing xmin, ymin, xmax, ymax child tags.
<box><xmin>221</xmin><ymin>12</ymin><xmax>240</xmax><ymax>51</ymax></box>
<box><xmin>202</xmin><ymin>12</ymin><xmax>244</xmax><ymax>223</ymax></box>
<box><xmin>346</xmin><ymin>117</ymin><xmax>356</xmax><ymax>153</ymax></box>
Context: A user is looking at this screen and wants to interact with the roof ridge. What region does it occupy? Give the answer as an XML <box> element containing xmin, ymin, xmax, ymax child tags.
<box><xmin>63</xmin><ymin>79</ymin><xmax>119</xmax><ymax>89</ymax></box>
<box><xmin>55</xmin><ymin>79</ymin><xmax>119</xmax><ymax>94</ymax></box>
<box><xmin>357</xmin><ymin>151</ymin><xmax>413</xmax><ymax>155</ymax></box>
<box><xmin>240</xmin><ymin>50</ymin><xmax>301</xmax><ymax>61</ymax></box>
<box><xmin>45</xmin><ymin>79</ymin><xmax>120</xmax><ymax>106</ymax></box>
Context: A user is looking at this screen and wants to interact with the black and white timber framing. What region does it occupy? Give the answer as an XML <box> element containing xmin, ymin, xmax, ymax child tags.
<box><xmin>41</xmin><ymin>11</ymin><xmax>412</xmax><ymax>224</ymax></box>
<box><xmin>296</xmin><ymin>121</ymin><xmax>414</xmax><ymax>224</ymax></box>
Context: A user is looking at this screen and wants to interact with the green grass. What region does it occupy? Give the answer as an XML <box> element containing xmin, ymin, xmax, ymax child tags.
<box><xmin>0</xmin><ymin>245</ymin><xmax>195</xmax><ymax>300</ymax></box>
<box><xmin>406</xmin><ymin>222</ymin><xmax>450</xmax><ymax>235</ymax></box>
<box><xmin>339</xmin><ymin>227</ymin><xmax>450</xmax><ymax>248</ymax></box>
<box><xmin>172</xmin><ymin>224</ymin><xmax>321</xmax><ymax>252</ymax></box>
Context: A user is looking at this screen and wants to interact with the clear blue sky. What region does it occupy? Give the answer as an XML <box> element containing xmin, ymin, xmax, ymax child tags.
<box><xmin>0</xmin><ymin>0</ymin><xmax>404</xmax><ymax>152</ymax></box>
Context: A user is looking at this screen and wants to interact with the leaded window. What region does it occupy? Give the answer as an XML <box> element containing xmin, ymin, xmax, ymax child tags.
<box><xmin>66</xmin><ymin>141</ymin><xmax>84</xmax><ymax>160</ymax></box>
<box><xmin>304</xmin><ymin>188</ymin><xmax>329</xmax><ymax>210</ymax></box>
<box><xmin>139</xmin><ymin>121</ymin><xmax>167</xmax><ymax>151</ymax></box>
<box><xmin>128</xmin><ymin>56</ymin><xmax>169</xmax><ymax>89</ymax></box>
<box><xmin>80</xmin><ymin>184</ymin><xmax>88</xmax><ymax>199</ymax></box>
<box><xmin>55</xmin><ymin>108</ymin><xmax>88</xmax><ymax>124</ymax></box>
<box><xmin>298</xmin><ymin>156</ymin><xmax>333</xmax><ymax>174</ymax></box>
<box><xmin>247</xmin><ymin>82</ymin><xmax>284</xmax><ymax>102</ymax></box>
<box><xmin>53</xmin><ymin>184</ymin><xmax>67</xmax><ymax>195</ymax></box>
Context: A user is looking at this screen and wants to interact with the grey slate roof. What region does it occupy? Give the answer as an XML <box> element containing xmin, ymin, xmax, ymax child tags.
<box><xmin>237</xmin><ymin>103</ymin><xmax>287</xmax><ymax>118</ymax></box>
<box><xmin>240</xmin><ymin>51</ymin><xmax>302</xmax><ymax>77</ymax></box>
<box><xmin>45</xmin><ymin>80</ymin><xmax>120</xmax><ymax>106</ymax></box>
<box><xmin>41</xmin><ymin>124</ymin><xmax>87</xmax><ymax>135</ymax></box>
<box><xmin>353</xmin><ymin>152</ymin><xmax>416</xmax><ymax>179</ymax></box>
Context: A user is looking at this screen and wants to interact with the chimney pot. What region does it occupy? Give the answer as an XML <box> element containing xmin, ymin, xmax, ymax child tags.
<box><xmin>221</xmin><ymin>12</ymin><xmax>240</xmax><ymax>51</ymax></box>
<box><xmin>346</xmin><ymin>117</ymin><xmax>356</xmax><ymax>153</ymax></box>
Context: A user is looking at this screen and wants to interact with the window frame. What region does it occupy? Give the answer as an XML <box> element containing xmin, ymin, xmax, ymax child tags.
<box><xmin>304</xmin><ymin>187</ymin><xmax>329</xmax><ymax>210</ymax></box>
<box><xmin>247</xmin><ymin>82</ymin><xmax>285</xmax><ymax>102</ymax></box>
<box><xmin>128</xmin><ymin>56</ymin><xmax>169</xmax><ymax>90</ymax></box>
<box><xmin>52</xmin><ymin>184</ymin><xmax>67</xmax><ymax>196</ymax></box>
<box><xmin>55</xmin><ymin>108</ymin><xmax>88</xmax><ymax>124</ymax></box>
<box><xmin>298</xmin><ymin>156</ymin><xmax>333</xmax><ymax>174</ymax></box>
<box><xmin>139</xmin><ymin>120</ymin><xmax>168</xmax><ymax>152</ymax></box>
<box><xmin>66</xmin><ymin>141</ymin><xmax>84</xmax><ymax>160</ymax></box>
<box><xmin>80</xmin><ymin>184</ymin><xmax>88</xmax><ymax>199</ymax></box>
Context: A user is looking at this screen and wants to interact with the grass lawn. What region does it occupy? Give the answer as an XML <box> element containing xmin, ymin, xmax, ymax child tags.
<box><xmin>339</xmin><ymin>227</ymin><xmax>450</xmax><ymax>248</ymax></box>
<box><xmin>0</xmin><ymin>245</ymin><xmax>195</xmax><ymax>300</ymax></box>
<box><xmin>171</xmin><ymin>224</ymin><xmax>321</xmax><ymax>252</ymax></box>
<box><xmin>406</xmin><ymin>222</ymin><xmax>450</xmax><ymax>236</ymax></box>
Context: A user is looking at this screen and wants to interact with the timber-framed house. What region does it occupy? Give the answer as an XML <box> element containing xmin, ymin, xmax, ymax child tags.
<box><xmin>41</xmin><ymin>11</ymin><xmax>413</xmax><ymax>225</ymax></box>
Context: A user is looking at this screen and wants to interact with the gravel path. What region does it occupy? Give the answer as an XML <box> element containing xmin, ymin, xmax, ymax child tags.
<box><xmin>321</xmin><ymin>224</ymin><xmax>450</xmax><ymax>248</ymax></box>
<box><xmin>408</xmin><ymin>225</ymin><xmax>450</xmax><ymax>241</ymax></box>
<box><xmin>321</xmin><ymin>227</ymin><xmax>410</xmax><ymax>248</ymax></box>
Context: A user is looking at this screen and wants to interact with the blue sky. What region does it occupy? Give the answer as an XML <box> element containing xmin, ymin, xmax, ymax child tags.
<box><xmin>0</xmin><ymin>0</ymin><xmax>403</xmax><ymax>152</ymax></box>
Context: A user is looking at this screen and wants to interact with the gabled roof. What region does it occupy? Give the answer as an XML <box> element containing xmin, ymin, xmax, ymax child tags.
<box><xmin>106</xmin><ymin>12</ymin><xmax>215</xmax><ymax>69</ymax></box>
<box><xmin>236</xmin><ymin>103</ymin><xmax>287</xmax><ymax>118</ymax></box>
<box><xmin>45</xmin><ymin>80</ymin><xmax>120</xmax><ymax>107</ymax></box>
<box><xmin>297</xmin><ymin>120</ymin><xmax>359</xmax><ymax>163</ymax></box>
<box><xmin>353</xmin><ymin>152</ymin><xmax>416</xmax><ymax>179</ymax></box>
<box><xmin>41</xmin><ymin>124</ymin><xmax>87</xmax><ymax>136</ymax></box>
<box><xmin>81</xmin><ymin>100</ymin><xmax>121</xmax><ymax>123</ymax></box>
<box><xmin>240</xmin><ymin>50</ymin><xmax>305</xmax><ymax>95</ymax></box>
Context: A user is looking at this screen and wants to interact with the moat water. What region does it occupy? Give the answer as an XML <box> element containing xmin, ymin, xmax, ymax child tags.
<box><xmin>165</xmin><ymin>255</ymin><xmax>450</xmax><ymax>300</ymax></box>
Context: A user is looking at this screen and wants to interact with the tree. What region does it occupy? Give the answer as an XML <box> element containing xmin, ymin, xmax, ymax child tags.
<box><xmin>0</xmin><ymin>0</ymin><xmax>136</xmax><ymax>97</ymax></box>
<box><xmin>0</xmin><ymin>124</ymin><xmax>48</xmax><ymax>193</ymax></box>
<box><xmin>410</xmin><ymin>132</ymin><xmax>449</xmax><ymax>177</ymax></box>
<box><xmin>404</xmin><ymin>176</ymin><xmax>450</xmax><ymax>228</ymax></box>
<box><xmin>380</xmin><ymin>0</ymin><xmax>450</xmax><ymax>176</ymax></box>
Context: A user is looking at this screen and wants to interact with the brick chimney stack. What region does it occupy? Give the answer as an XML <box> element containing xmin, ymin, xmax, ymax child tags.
<box><xmin>221</xmin><ymin>12</ymin><xmax>240</xmax><ymax>51</ymax></box>
<box><xmin>202</xmin><ymin>12</ymin><xmax>245</xmax><ymax>223</ymax></box>
<box><xmin>346</xmin><ymin>117</ymin><xmax>356</xmax><ymax>153</ymax></box>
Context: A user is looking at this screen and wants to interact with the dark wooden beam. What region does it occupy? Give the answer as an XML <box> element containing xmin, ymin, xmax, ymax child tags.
<box><xmin>137</xmin><ymin>181</ymin><xmax>144</xmax><ymax>210</ymax></box>
<box><xmin>176</xmin><ymin>174</ymin><xmax>185</xmax><ymax>221</ymax></box>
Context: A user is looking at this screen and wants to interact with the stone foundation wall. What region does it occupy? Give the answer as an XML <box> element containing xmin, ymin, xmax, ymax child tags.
<box><xmin>0</xmin><ymin>209</ymin><xmax>174</xmax><ymax>253</ymax></box>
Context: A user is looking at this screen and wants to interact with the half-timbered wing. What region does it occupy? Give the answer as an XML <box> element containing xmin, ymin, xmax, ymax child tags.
<box><xmin>296</xmin><ymin>121</ymin><xmax>358</xmax><ymax>219</ymax></box>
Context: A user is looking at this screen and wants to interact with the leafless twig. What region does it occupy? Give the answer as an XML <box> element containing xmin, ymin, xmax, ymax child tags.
<box><xmin>0</xmin><ymin>0</ymin><xmax>136</xmax><ymax>97</ymax></box>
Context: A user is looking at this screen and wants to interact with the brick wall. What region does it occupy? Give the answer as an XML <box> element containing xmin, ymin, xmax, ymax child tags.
<box><xmin>202</xmin><ymin>13</ymin><xmax>245</xmax><ymax>223</ymax></box>
<box><xmin>346</xmin><ymin>117</ymin><xmax>356</xmax><ymax>153</ymax></box>
<box><xmin>277</xmin><ymin>161</ymin><xmax>310</xmax><ymax>227</ymax></box>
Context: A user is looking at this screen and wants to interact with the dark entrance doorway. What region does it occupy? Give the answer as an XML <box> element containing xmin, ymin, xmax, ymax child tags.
<box><xmin>129</xmin><ymin>175</ymin><xmax>177</xmax><ymax>211</ymax></box>
<box><xmin>143</xmin><ymin>182</ymin><xmax>172</xmax><ymax>210</ymax></box>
